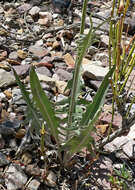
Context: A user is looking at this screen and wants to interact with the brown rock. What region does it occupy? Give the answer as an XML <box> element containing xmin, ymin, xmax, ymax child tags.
<box><xmin>64</xmin><ymin>53</ymin><xmax>75</xmax><ymax>68</ymax></box>
<box><xmin>52</xmin><ymin>41</ymin><xmax>61</xmax><ymax>50</ymax></box>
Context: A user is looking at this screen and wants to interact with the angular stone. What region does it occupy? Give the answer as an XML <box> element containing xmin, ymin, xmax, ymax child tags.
<box><xmin>29</xmin><ymin>6</ymin><xmax>40</xmax><ymax>16</ymax></box>
<box><xmin>82</xmin><ymin>62</ymin><xmax>109</xmax><ymax>80</ymax></box>
<box><xmin>12</xmin><ymin>65</ymin><xmax>30</xmax><ymax>77</ymax></box>
<box><xmin>36</xmin><ymin>66</ymin><xmax>52</xmax><ymax>77</ymax></box>
<box><xmin>27</xmin><ymin>179</ymin><xmax>40</xmax><ymax>190</ymax></box>
<box><xmin>18</xmin><ymin>3</ymin><xmax>32</xmax><ymax>13</ymax></box>
<box><xmin>37</xmin><ymin>73</ymin><xmax>55</xmax><ymax>87</ymax></box>
<box><xmin>8</xmin><ymin>51</ymin><xmax>18</xmax><ymax>60</ymax></box>
<box><xmin>0</xmin><ymin>69</ymin><xmax>15</xmax><ymax>88</ymax></box>
<box><xmin>38</xmin><ymin>12</ymin><xmax>52</xmax><ymax>26</ymax></box>
<box><xmin>55</xmin><ymin>68</ymin><xmax>72</xmax><ymax>81</ymax></box>
<box><xmin>5</xmin><ymin>164</ymin><xmax>28</xmax><ymax>190</ymax></box>
<box><xmin>29</xmin><ymin>45</ymin><xmax>48</xmax><ymax>58</ymax></box>
<box><xmin>64</xmin><ymin>53</ymin><xmax>75</xmax><ymax>68</ymax></box>
<box><xmin>104</xmin><ymin>136</ymin><xmax>129</xmax><ymax>153</ymax></box>
<box><xmin>55</xmin><ymin>80</ymin><xmax>67</xmax><ymax>94</ymax></box>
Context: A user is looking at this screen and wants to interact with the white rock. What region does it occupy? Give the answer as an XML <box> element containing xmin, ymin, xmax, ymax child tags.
<box><xmin>29</xmin><ymin>6</ymin><xmax>40</xmax><ymax>16</ymax></box>
<box><xmin>127</xmin><ymin>123</ymin><xmax>135</xmax><ymax>140</ymax></box>
<box><xmin>82</xmin><ymin>62</ymin><xmax>109</xmax><ymax>80</ymax></box>
<box><xmin>104</xmin><ymin>136</ymin><xmax>129</xmax><ymax>152</ymax></box>
<box><xmin>0</xmin><ymin>69</ymin><xmax>15</xmax><ymax>88</ymax></box>
<box><xmin>0</xmin><ymin>92</ymin><xmax>6</xmax><ymax>100</ymax></box>
<box><xmin>27</xmin><ymin>179</ymin><xmax>40</xmax><ymax>190</ymax></box>
<box><xmin>46</xmin><ymin>171</ymin><xmax>57</xmax><ymax>187</ymax></box>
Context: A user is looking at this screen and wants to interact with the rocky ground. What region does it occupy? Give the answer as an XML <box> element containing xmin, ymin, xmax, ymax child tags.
<box><xmin>0</xmin><ymin>0</ymin><xmax>135</xmax><ymax>189</ymax></box>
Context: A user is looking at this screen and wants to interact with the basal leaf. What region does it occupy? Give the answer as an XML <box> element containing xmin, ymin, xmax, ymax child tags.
<box><xmin>12</xmin><ymin>68</ymin><xmax>41</xmax><ymax>130</ymax></box>
<box><xmin>63</xmin><ymin>109</ymin><xmax>101</xmax><ymax>155</ymax></box>
<box><xmin>30</xmin><ymin>66</ymin><xmax>60</xmax><ymax>144</ymax></box>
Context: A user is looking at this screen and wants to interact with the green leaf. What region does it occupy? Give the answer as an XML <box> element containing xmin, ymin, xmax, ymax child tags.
<box><xmin>63</xmin><ymin>108</ymin><xmax>101</xmax><ymax>154</ymax></box>
<box><xmin>12</xmin><ymin>68</ymin><xmax>41</xmax><ymax>131</ymax></box>
<box><xmin>30</xmin><ymin>66</ymin><xmax>60</xmax><ymax>144</ymax></box>
<box><xmin>80</xmin><ymin>65</ymin><xmax>115</xmax><ymax>126</ymax></box>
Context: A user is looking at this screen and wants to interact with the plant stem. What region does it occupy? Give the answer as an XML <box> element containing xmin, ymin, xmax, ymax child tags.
<box><xmin>67</xmin><ymin>0</ymin><xmax>88</xmax><ymax>133</ymax></box>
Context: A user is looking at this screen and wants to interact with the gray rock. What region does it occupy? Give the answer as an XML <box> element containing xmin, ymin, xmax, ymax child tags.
<box><xmin>82</xmin><ymin>63</ymin><xmax>109</xmax><ymax>81</ymax></box>
<box><xmin>54</xmin><ymin>94</ymin><xmax>67</xmax><ymax>102</ymax></box>
<box><xmin>29</xmin><ymin>45</ymin><xmax>48</xmax><ymax>58</ymax></box>
<box><xmin>55</xmin><ymin>68</ymin><xmax>72</xmax><ymax>81</ymax></box>
<box><xmin>5</xmin><ymin>164</ymin><xmax>28</xmax><ymax>190</ymax></box>
<box><xmin>0</xmin><ymin>152</ymin><xmax>10</xmax><ymax>167</ymax></box>
<box><xmin>29</xmin><ymin>6</ymin><xmax>40</xmax><ymax>16</ymax></box>
<box><xmin>18</xmin><ymin>3</ymin><xmax>32</xmax><ymax>14</ymax></box>
<box><xmin>21</xmin><ymin>57</ymin><xmax>32</xmax><ymax>65</ymax></box>
<box><xmin>0</xmin><ymin>69</ymin><xmax>15</xmax><ymax>88</ymax></box>
<box><xmin>88</xmin><ymin>80</ymin><xmax>102</xmax><ymax>91</ymax></box>
<box><xmin>93</xmin><ymin>52</ymin><xmax>109</xmax><ymax>67</ymax></box>
<box><xmin>40</xmin><ymin>56</ymin><xmax>53</xmax><ymax>64</ymax></box>
<box><xmin>12</xmin><ymin>65</ymin><xmax>30</xmax><ymax>77</ymax></box>
<box><xmin>104</xmin><ymin>136</ymin><xmax>129</xmax><ymax>153</ymax></box>
<box><xmin>27</xmin><ymin>179</ymin><xmax>40</xmax><ymax>190</ymax></box>
<box><xmin>100</xmin><ymin>35</ymin><xmax>109</xmax><ymax>47</ymax></box>
<box><xmin>8</xmin><ymin>51</ymin><xmax>18</xmax><ymax>60</ymax></box>
<box><xmin>36</xmin><ymin>67</ymin><xmax>52</xmax><ymax>77</ymax></box>
<box><xmin>37</xmin><ymin>73</ymin><xmax>55</xmax><ymax>87</ymax></box>
<box><xmin>53</xmin><ymin>61</ymin><xmax>67</xmax><ymax>69</ymax></box>
<box><xmin>104</xmin><ymin>123</ymin><xmax>135</xmax><ymax>159</ymax></box>
<box><xmin>11</xmin><ymin>88</ymin><xmax>26</xmax><ymax>105</ymax></box>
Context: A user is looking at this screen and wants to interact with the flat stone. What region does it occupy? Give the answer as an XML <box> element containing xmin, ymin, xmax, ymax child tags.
<box><xmin>64</xmin><ymin>53</ymin><xmax>75</xmax><ymax>68</ymax></box>
<box><xmin>104</xmin><ymin>136</ymin><xmax>129</xmax><ymax>153</ymax></box>
<box><xmin>27</xmin><ymin>179</ymin><xmax>40</xmax><ymax>190</ymax></box>
<box><xmin>123</xmin><ymin>139</ymin><xmax>135</xmax><ymax>158</ymax></box>
<box><xmin>5</xmin><ymin>164</ymin><xmax>28</xmax><ymax>190</ymax></box>
<box><xmin>8</xmin><ymin>51</ymin><xmax>18</xmax><ymax>60</ymax></box>
<box><xmin>0</xmin><ymin>69</ymin><xmax>15</xmax><ymax>88</ymax></box>
<box><xmin>12</xmin><ymin>65</ymin><xmax>30</xmax><ymax>76</ymax></box>
<box><xmin>99</xmin><ymin>112</ymin><xmax>122</xmax><ymax>128</ymax></box>
<box><xmin>29</xmin><ymin>45</ymin><xmax>48</xmax><ymax>58</ymax></box>
<box><xmin>82</xmin><ymin>63</ymin><xmax>109</xmax><ymax>80</ymax></box>
<box><xmin>55</xmin><ymin>68</ymin><xmax>72</xmax><ymax>81</ymax></box>
<box><xmin>36</xmin><ymin>66</ymin><xmax>52</xmax><ymax>77</ymax></box>
<box><xmin>37</xmin><ymin>73</ymin><xmax>55</xmax><ymax>87</ymax></box>
<box><xmin>18</xmin><ymin>3</ymin><xmax>32</xmax><ymax>13</ymax></box>
<box><xmin>127</xmin><ymin>123</ymin><xmax>135</xmax><ymax>140</ymax></box>
<box><xmin>38</xmin><ymin>12</ymin><xmax>52</xmax><ymax>26</ymax></box>
<box><xmin>39</xmin><ymin>56</ymin><xmax>53</xmax><ymax>64</ymax></box>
